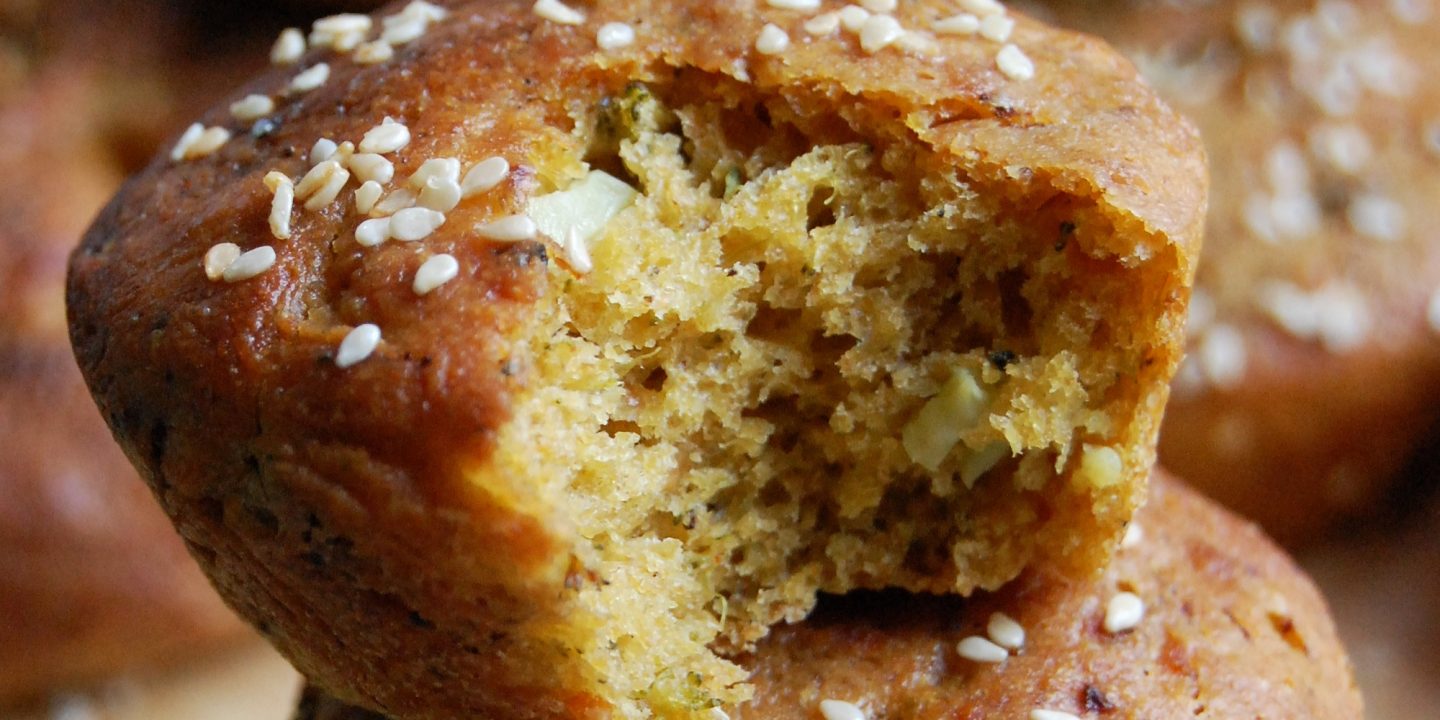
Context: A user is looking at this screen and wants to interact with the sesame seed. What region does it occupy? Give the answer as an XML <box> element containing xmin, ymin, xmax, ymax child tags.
<box><xmin>996</xmin><ymin>43</ymin><xmax>1034</xmax><ymax>80</ymax></box>
<box><xmin>374</xmin><ymin>188</ymin><xmax>418</xmax><ymax>215</ymax></box>
<box><xmin>768</xmin><ymin>0</ymin><xmax>821</xmax><ymax>9</ymax></box>
<box><xmin>390</xmin><ymin>207</ymin><xmax>446</xmax><ymax>241</ymax></box>
<box><xmin>269</xmin><ymin>177</ymin><xmax>295</xmax><ymax>240</ymax></box>
<box><xmin>408</xmin><ymin>157</ymin><xmax>462</xmax><ymax>189</ymax></box>
<box><xmin>222</xmin><ymin>246</ymin><xmax>277</xmax><ymax>283</ymax></box>
<box><xmin>1103</xmin><ymin>592</ymin><xmax>1145</xmax><ymax>634</ymax></box>
<box><xmin>564</xmin><ymin>227</ymin><xmax>593</xmax><ymax>274</ymax></box>
<box><xmin>804</xmin><ymin>12</ymin><xmax>842</xmax><ymax>35</ymax></box>
<box><xmin>859</xmin><ymin>15</ymin><xmax>904</xmax><ymax>53</ymax></box>
<box><xmin>933</xmin><ymin>14</ymin><xmax>981</xmax><ymax>34</ymax></box>
<box><xmin>708</xmin><ymin>709</ymin><xmax>730</xmax><ymax>720</ymax></box>
<box><xmin>418</xmin><ymin>176</ymin><xmax>463</xmax><ymax>213</ymax></box>
<box><xmin>956</xmin><ymin>635</ymin><xmax>1008</xmax><ymax>662</ymax></box>
<box><xmin>978</xmin><ymin>13</ymin><xmax>1014</xmax><ymax>42</ymax></box>
<box><xmin>461</xmin><ymin>157</ymin><xmax>511</xmax><ymax>197</ymax></box>
<box><xmin>355</xmin><ymin>41</ymin><xmax>396</xmax><ymax>65</ymax></box>
<box><xmin>1390</xmin><ymin>0</ymin><xmax>1432</xmax><ymax>24</ymax></box>
<box><xmin>413</xmin><ymin>253</ymin><xmax>460</xmax><ymax>295</ymax></box>
<box><xmin>271</xmin><ymin>28</ymin><xmax>306</xmax><ymax>65</ymax></box>
<box><xmin>818</xmin><ymin>700</ymin><xmax>866</xmax><ymax>720</ymax></box>
<box><xmin>861</xmin><ymin>0</ymin><xmax>898</xmax><ymax>11</ymax></box>
<box><xmin>1029</xmin><ymin>711</ymin><xmax>1080</xmax><ymax>720</ymax></box>
<box><xmin>475</xmin><ymin>214</ymin><xmax>538</xmax><ymax>242</ymax></box>
<box><xmin>895</xmin><ymin>30</ymin><xmax>940</xmax><ymax>56</ymax></box>
<box><xmin>355</xmin><ymin>217</ymin><xmax>392</xmax><ymax>247</ymax></box>
<box><xmin>289</xmin><ymin>63</ymin><xmax>331</xmax><ymax>94</ymax></box>
<box><xmin>1075</xmin><ymin>444</ymin><xmax>1123</xmax><ymax>489</ymax></box>
<box><xmin>1308</xmin><ymin>124</ymin><xmax>1370</xmax><ymax>174</ymax></box>
<box><xmin>336</xmin><ymin>324</ymin><xmax>381</xmax><ymax>369</ymax></box>
<box><xmin>203</xmin><ymin>243</ymin><xmax>241</xmax><ymax>281</ymax></box>
<box><xmin>263</xmin><ymin>170</ymin><xmax>291</xmax><ymax>193</ymax></box>
<box><xmin>986</xmin><ymin>612</ymin><xmax>1025</xmax><ymax>650</ymax></box>
<box><xmin>959</xmin><ymin>0</ymin><xmax>1006</xmax><ymax>17</ymax></box>
<box><xmin>597</xmin><ymin>22</ymin><xmax>636</xmax><ymax>50</ymax></box>
<box><xmin>838</xmin><ymin>5</ymin><xmax>871</xmax><ymax>32</ymax></box>
<box><xmin>348</xmin><ymin>153</ymin><xmax>396</xmax><ymax>185</ymax></box>
<box><xmin>756</xmin><ymin>24</ymin><xmax>791</xmax><ymax>55</ymax></box>
<box><xmin>170</xmin><ymin>123</ymin><xmax>231</xmax><ymax>161</ymax></box>
<box><xmin>1427</xmin><ymin>288</ymin><xmax>1440</xmax><ymax>334</ymax></box>
<box><xmin>1196</xmin><ymin>323</ymin><xmax>1246</xmax><ymax>388</ymax></box>
<box><xmin>1347</xmin><ymin>194</ymin><xmax>1407</xmax><ymax>243</ymax></box>
<box><xmin>396</xmin><ymin>0</ymin><xmax>448</xmax><ymax>23</ymax></box>
<box><xmin>230</xmin><ymin>94</ymin><xmax>275</xmax><ymax>121</ymax></box>
<box><xmin>1234</xmin><ymin>3</ymin><xmax>1279</xmax><ymax>51</ymax></box>
<box><xmin>311</xmin><ymin>14</ymin><xmax>373</xmax><ymax>52</ymax></box>
<box><xmin>382</xmin><ymin>18</ymin><xmax>427</xmax><ymax>46</ymax></box>
<box><xmin>311</xmin><ymin>138</ymin><xmax>339</xmax><ymax>165</ymax></box>
<box><xmin>170</xmin><ymin>123</ymin><xmax>204</xmax><ymax>161</ymax></box>
<box><xmin>1121</xmin><ymin>522</ymin><xmax>1144</xmax><ymax>549</ymax></box>
<box><xmin>359</xmin><ymin>119</ymin><xmax>411</xmax><ymax>154</ymax></box>
<box><xmin>356</xmin><ymin>181</ymin><xmax>384</xmax><ymax>215</ymax></box>
<box><xmin>296</xmin><ymin>161</ymin><xmax>350</xmax><ymax>210</ymax></box>
<box><xmin>534</xmin><ymin>0</ymin><xmax>585</xmax><ymax>25</ymax></box>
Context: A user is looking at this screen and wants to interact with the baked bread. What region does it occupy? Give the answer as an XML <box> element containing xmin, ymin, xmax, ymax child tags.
<box><xmin>67</xmin><ymin>1</ymin><xmax>1203</xmax><ymax>718</ymax></box>
<box><xmin>1025</xmin><ymin>0</ymin><xmax>1440</xmax><ymax>542</ymax></box>
<box><xmin>292</xmin><ymin>472</ymin><xmax>1363</xmax><ymax>720</ymax></box>
<box><xmin>0</xmin><ymin>7</ymin><xmax>261</xmax><ymax>701</ymax></box>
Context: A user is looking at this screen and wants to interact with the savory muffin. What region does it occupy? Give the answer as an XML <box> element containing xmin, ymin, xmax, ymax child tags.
<box><xmin>1026</xmin><ymin>0</ymin><xmax>1440</xmax><ymax>543</ymax></box>
<box><xmin>292</xmin><ymin>472</ymin><xmax>1363</xmax><ymax>720</ymax></box>
<box><xmin>67</xmin><ymin>1</ymin><xmax>1203</xmax><ymax>718</ymax></box>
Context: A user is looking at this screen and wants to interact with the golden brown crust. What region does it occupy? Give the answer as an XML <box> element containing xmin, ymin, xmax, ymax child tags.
<box><xmin>293</xmin><ymin>472</ymin><xmax>1361</xmax><ymax>720</ymax></box>
<box><xmin>68</xmin><ymin>2</ymin><xmax>1203</xmax><ymax>718</ymax></box>
<box><xmin>1027</xmin><ymin>0</ymin><xmax>1440</xmax><ymax>542</ymax></box>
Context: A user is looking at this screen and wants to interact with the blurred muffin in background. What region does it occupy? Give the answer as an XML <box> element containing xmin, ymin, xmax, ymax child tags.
<box><xmin>1026</xmin><ymin>0</ymin><xmax>1440</xmax><ymax>544</ymax></box>
<box><xmin>0</xmin><ymin>0</ymin><xmax>308</xmax><ymax>706</ymax></box>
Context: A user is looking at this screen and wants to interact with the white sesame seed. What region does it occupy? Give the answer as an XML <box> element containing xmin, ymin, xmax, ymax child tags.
<box><xmin>390</xmin><ymin>207</ymin><xmax>446</xmax><ymax>241</ymax></box>
<box><xmin>818</xmin><ymin>700</ymin><xmax>866</xmax><ymax>720</ymax></box>
<box><xmin>271</xmin><ymin>28</ymin><xmax>306</xmax><ymax>65</ymax></box>
<box><xmin>933</xmin><ymin>13</ymin><xmax>981</xmax><ymax>34</ymax></box>
<box><xmin>222</xmin><ymin>246</ymin><xmax>277</xmax><ymax>283</ymax></box>
<box><xmin>413</xmin><ymin>253</ymin><xmax>460</xmax><ymax>295</ymax></box>
<box><xmin>382</xmin><ymin>18</ymin><xmax>427</xmax><ymax>46</ymax></box>
<box><xmin>838</xmin><ymin>5</ymin><xmax>871</xmax><ymax>32</ymax></box>
<box><xmin>859</xmin><ymin>15</ymin><xmax>904</xmax><ymax>53</ymax></box>
<box><xmin>270</xmin><ymin>180</ymin><xmax>294</xmax><ymax>240</ymax></box>
<box><xmin>960</xmin><ymin>0</ymin><xmax>1006</xmax><ymax>17</ymax></box>
<box><xmin>310</xmin><ymin>138</ymin><xmax>338</xmax><ymax>165</ymax></box>
<box><xmin>475</xmin><ymin>214</ymin><xmax>538</xmax><ymax>242</ymax></box>
<box><xmin>1197</xmin><ymin>323</ymin><xmax>1246</xmax><ymax>388</ymax></box>
<box><xmin>756</xmin><ymin>24</ymin><xmax>791</xmax><ymax>55</ymax></box>
<box><xmin>355</xmin><ymin>181</ymin><xmax>384</xmax><ymax>215</ymax></box>
<box><xmin>1029</xmin><ymin>711</ymin><xmax>1080</xmax><ymax>720</ymax></box>
<box><xmin>956</xmin><ymin>635</ymin><xmax>1008</xmax><ymax>663</ymax></box>
<box><xmin>354</xmin><ymin>41</ymin><xmax>396</xmax><ymax>65</ymax></box>
<box><xmin>418</xmin><ymin>176</ymin><xmax>463</xmax><ymax>213</ymax></box>
<box><xmin>895</xmin><ymin>30</ymin><xmax>940</xmax><ymax>56</ymax></box>
<box><xmin>306</xmin><ymin>167</ymin><xmax>350</xmax><ymax>211</ymax></box>
<box><xmin>461</xmin><ymin>157</ymin><xmax>511</xmax><ymax>197</ymax></box>
<box><xmin>296</xmin><ymin>161</ymin><xmax>346</xmax><ymax>205</ymax></box>
<box><xmin>311</xmin><ymin>14</ymin><xmax>373</xmax><ymax>52</ymax></box>
<box><xmin>1427</xmin><ymin>288</ymin><xmax>1440</xmax><ymax>334</ymax></box>
<box><xmin>804</xmin><ymin>12</ymin><xmax>842</xmax><ymax>35</ymax></box>
<box><xmin>347</xmin><ymin>153</ymin><xmax>395</xmax><ymax>185</ymax></box>
<box><xmin>1121</xmin><ymin>522</ymin><xmax>1144</xmax><ymax>549</ymax></box>
<box><xmin>1390</xmin><ymin>0</ymin><xmax>1433</xmax><ymax>24</ymax></box>
<box><xmin>396</xmin><ymin>0</ymin><xmax>448</xmax><ymax>23</ymax></box>
<box><xmin>534</xmin><ymin>0</ymin><xmax>585</xmax><ymax>25</ymax></box>
<box><xmin>203</xmin><ymin>243</ymin><xmax>241</xmax><ymax>281</ymax></box>
<box><xmin>996</xmin><ymin>43</ymin><xmax>1034</xmax><ymax>80</ymax></box>
<box><xmin>191</xmin><ymin>126</ymin><xmax>232</xmax><ymax>159</ymax></box>
<box><xmin>1308</xmin><ymin>124</ymin><xmax>1371</xmax><ymax>174</ymax></box>
<box><xmin>708</xmin><ymin>709</ymin><xmax>730</xmax><ymax>720</ymax></box>
<box><xmin>289</xmin><ymin>63</ymin><xmax>331</xmax><ymax>94</ymax></box>
<box><xmin>263</xmin><ymin>170</ymin><xmax>291</xmax><ymax>193</ymax></box>
<box><xmin>563</xmin><ymin>226</ymin><xmax>593</xmax><ymax>274</ymax></box>
<box><xmin>355</xmin><ymin>217</ymin><xmax>392</xmax><ymax>247</ymax></box>
<box><xmin>1234</xmin><ymin>3</ymin><xmax>1278</xmax><ymax>50</ymax></box>
<box><xmin>382</xmin><ymin>0</ymin><xmax>447</xmax><ymax>44</ymax></box>
<box><xmin>978</xmin><ymin>13</ymin><xmax>1015</xmax><ymax>42</ymax></box>
<box><xmin>374</xmin><ymin>188</ymin><xmax>418</xmax><ymax>215</ymax></box>
<box><xmin>359</xmin><ymin>119</ymin><xmax>411</xmax><ymax>154</ymax></box>
<box><xmin>768</xmin><ymin>0</ymin><xmax>822</xmax><ymax>9</ymax></box>
<box><xmin>1347</xmin><ymin>194</ymin><xmax>1407</xmax><ymax>243</ymax></box>
<box><xmin>986</xmin><ymin>612</ymin><xmax>1025</xmax><ymax>650</ymax></box>
<box><xmin>596</xmin><ymin>22</ymin><xmax>636</xmax><ymax>50</ymax></box>
<box><xmin>170</xmin><ymin>123</ymin><xmax>204</xmax><ymax>162</ymax></box>
<box><xmin>1104</xmin><ymin>592</ymin><xmax>1145</xmax><ymax>634</ymax></box>
<box><xmin>861</xmin><ymin>0</ymin><xmax>897</xmax><ymax>12</ymax></box>
<box><xmin>408</xmin><ymin>157</ymin><xmax>462</xmax><ymax>189</ymax></box>
<box><xmin>336</xmin><ymin>324</ymin><xmax>381</xmax><ymax>369</ymax></box>
<box><xmin>230</xmin><ymin>94</ymin><xmax>275</xmax><ymax>122</ymax></box>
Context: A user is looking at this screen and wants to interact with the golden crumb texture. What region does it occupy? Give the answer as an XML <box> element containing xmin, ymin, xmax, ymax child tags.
<box><xmin>295</xmin><ymin>472</ymin><xmax>1362</xmax><ymax>720</ymax></box>
<box><xmin>66</xmin><ymin>1</ymin><xmax>1204</xmax><ymax>719</ymax></box>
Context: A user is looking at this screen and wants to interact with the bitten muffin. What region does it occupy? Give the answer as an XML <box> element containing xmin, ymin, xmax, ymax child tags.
<box><xmin>1025</xmin><ymin>0</ymin><xmax>1440</xmax><ymax>542</ymax></box>
<box><xmin>67</xmin><ymin>1</ymin><xmax>1204</xmax><ymax>718</ymax></box>
<box><xmin>292</xmin><ymin>472</ymin><xmax>1363</xmax><ymax>720</ymax></box>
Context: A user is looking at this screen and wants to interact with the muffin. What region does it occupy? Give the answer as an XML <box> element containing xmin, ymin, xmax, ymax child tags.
<box><xmin>67</xmin><ymin>1</ymin><xmax>1204</xmax><ymax>718</ymax></box>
